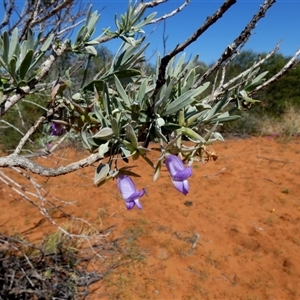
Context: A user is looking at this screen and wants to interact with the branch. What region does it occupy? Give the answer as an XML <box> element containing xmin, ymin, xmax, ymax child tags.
<box><xmin>0</xmin><ymin>42</ymin><xmax>68</xmax><ymax>117</ymax></box>
<box><xmin>0</xmin><ymin>0</ymin><xmax>15</xmax><ymax>30</ymax></box>
<box><xmin>251</xmin><ymin>48</ymin><xmax>300</xmax><ymax>94</ymax></box>
<box><xmin>152</xmin><ymin>0</ymin><xmax>236</xmax><ymax>100</ymax></box>
<box><xmin>194</xmin><ymin>0</ymin><xmax>276</xmax><ymax>88</ymax></box>
<box><xmin>0</xmin><ymin>152</ymin><xmax>101</xmax><ymax>177</ymax></box>
<box><xmin>204</xmin><ymin>42</ymin><xmax>280</xmax><ymax>103</ymax></box>
<box><xmin>149</xmin><ymin>0</ymin><xmax>190</xmax><ymax>24</ymax></box>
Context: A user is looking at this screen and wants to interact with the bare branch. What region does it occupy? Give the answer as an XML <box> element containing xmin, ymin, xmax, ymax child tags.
<box><xmin>152</xmin><ymin>0</ymin><xmax>236</xmax><ymax>101</ymax></box>
<box><xmin>204</xmin><ymin>43</ymin><xmax>280</xmax><ymax>103</ymax></box>
<box><xmin>251</xmin><ymin>48</ymin><xmax>300</xmax><ymax>94</ymax></box>
<box><xmin>149</xmin><ymin>0</ymin><xmax>190</xmax><ymax>24</ymax></box>
<box><xmin>194</xmin><ymin>0</ymin><xmax>276</xmax><ymax>88</ymax></box>
<box><xmin>0</xmin><ymin>0</ymin><xmax>15</xmax><ymax>30</ymax></box>
<box><xmin>0</xmin><ymin>152</ymin><xmax>101</xmax><ymax>177</ymax></box>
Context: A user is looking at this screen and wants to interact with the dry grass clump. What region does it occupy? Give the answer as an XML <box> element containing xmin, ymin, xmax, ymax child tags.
<box><xmin>258</xmin><ymin>106</ymin><xmax>300</xmax><ymax>138</ymax></box>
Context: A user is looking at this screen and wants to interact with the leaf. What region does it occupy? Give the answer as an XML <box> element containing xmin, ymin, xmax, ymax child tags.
<box><xmin>125</xmin><ymin>123</ymin><xmax>138</xmax><ymax>149</ymax></box>
<box><xmin>153</xmin><ymin>159</ymin><xmax>162</xmax><ymax>182</ymax></box>
<box><xmin>19</xmin><ymin>49</ymin><xmax>34</xmax><ymax>80</ymax></box>
<box><xmin>110</xmin><ymin>117</ymin><xmax>119</xmax><ymax>137</ymax></box>
<box><xmin>9</xmin><ymin>57</ymin><xmax>17</xmax><ymax>80</ymax></box>
<box><xmin>40</xmin><ymin>34</ymin><xmax>54</xmax><ymax>52</ymax></box>
<box><xmin>2</xmin><ymin>31</ymin><xmax>9</xmax><ymax>64</ymax></box>
<box><xmin>162</xmin><ymin>82</ymin><xmax>210</xmax><ymax>116</ymax></box>
<box><xmin>94</xmin><ymin>163</ymin><xmax>110</xmax><ymax>185</ymax></box>
<box><xmin>85</xmin><ymin>45</ymin><xmax>97</xmax><ymax>56</ymax></box>
<box><xmin>114</xmin><ymin>74</ymin><xmax>130</xmax><ymax>107</ymax></box>
<box><xmin>93</xmin><ymin>127</ymin><xmax>114</xmax><ymax>139</ymax></box>
<box><xmin>98</xmin><ymin>141</ymin><xmax>110</xmax><ymax>158</ymax></box>
<box><xmin>181</xmin><ymin>127</ymin><xmax>205</xmax><ymax>143</ymax></box>
<box><xmin>8</xmin><ymin>28</ymin><xmax>19</xmax><ymax>63</ymax></box>
<box><xmin>81</xmin><ymin>127</ymin><xmax>91</xmax><ymax>150</ymax></box>
<box><xmin>137</xmin><ymin>77</ymin><xmax>148</xmax><ymax>104</ymax></box>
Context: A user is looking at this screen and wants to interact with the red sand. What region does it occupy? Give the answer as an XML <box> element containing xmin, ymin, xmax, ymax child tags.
<box><xmin>1</xmin><ymin>137</ymin><xmax>300</xmax><ymax>299</ymax></box>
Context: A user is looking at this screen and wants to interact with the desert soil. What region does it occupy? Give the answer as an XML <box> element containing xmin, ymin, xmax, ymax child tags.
<box><xmin>1</xmin><ymin>137</ymin><xmax>300</xmax><ymax>300</ymax></box>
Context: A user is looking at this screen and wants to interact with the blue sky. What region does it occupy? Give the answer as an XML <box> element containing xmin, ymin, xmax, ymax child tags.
<box><xmin>93</xmin><ymin>0</ymin><xmax>300</xmax><ymax>65</ymax></box>
<box><xmin>1</xmin><ymin>1</ymin><xmax>300</xmax><ymax>65</ymax></box>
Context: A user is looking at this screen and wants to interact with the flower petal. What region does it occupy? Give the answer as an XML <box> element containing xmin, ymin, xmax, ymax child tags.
<box><xmin>126</xmin><ymin>189</ymin><xmax>145</xmax><ymax>201</ymax></box>
<box><xmin>172</xmin><ymin>166</ymin><xmax>192</xmax><ymax>181</ymax></box>
<box><xmin>125</xmin><ymin>201</ymin><xmax>135</xmax><ymax>210</ymax></box>
<box><xmin>117</xmin><ymin>175</ymin><xmax>145</xmax><ymax>210</ymax></box>
<box><xmin>134</xmin><ymin>199</ymin><xmax>143</xmax><ymax>210</ymax></box>
<box><xmin>117</xmin><ymin>175</ymin><xmax>137</xmax><ymax>200</ymax></box>
<box><xmin>165</xmin><ymin>154</ymin><xmax>185</xmax><ymax>177</ymax></box>
<box><xmin>171</xmin><ymin>179</ymin><xmax>189</xmax><ymax>195</ymax></box>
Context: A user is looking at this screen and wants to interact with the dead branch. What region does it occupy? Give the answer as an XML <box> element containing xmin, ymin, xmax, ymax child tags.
<box><xmin>193</xmin><ymin>0</ymin><xmax>276</xmax><ymax>88</ymax></box>
<box><xmin>251</xmin><ymin>48</ymin><xmax>300</xmax><ymax>94</ymax></box>
<box><xmin>152</xmin><ymin>0</ymin><xmax>236</xmax><ymax>101</ymax></box>
<box><xmin>0</xmin><ymin>151</ymin><xmax>101</xmax><ymax>177</ymax></box>
<box><xmin>149</xmin><ymin>0</ymin><xmax>190</xmax><ymax>24</ymax></box>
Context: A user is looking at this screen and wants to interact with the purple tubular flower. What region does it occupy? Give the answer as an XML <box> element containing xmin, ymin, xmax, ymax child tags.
<box><xmin>50</xmin><ymin>122</ymin><xmax>65</xmax><ymax>136</ymax></box>
<box><xmin>165</xmin><ymin>154</ymin><xmax>192</xmax><ymax>195</ymax></box>
<box><xmin>117</xmin><ymin>175</ymin><xmax>145</xmax><ymax>210</ymax></box>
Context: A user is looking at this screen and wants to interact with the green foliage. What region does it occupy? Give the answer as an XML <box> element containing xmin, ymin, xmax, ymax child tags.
<box><xmin>222</xmin><ymin>50</ymin><xmax>300</xmax><ymax>116</ymax></box>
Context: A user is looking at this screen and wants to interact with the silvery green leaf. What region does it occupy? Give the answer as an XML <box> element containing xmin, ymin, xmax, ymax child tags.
<box><xmin>87</xmin><ymin>11</ymin><xmax>100</xmax><ymax>35</ymax></box>
<box><xmin>85</xmin><ymin>45</ymin><xmax>97</xmax><ymax>56</ymax></box>
<box><xmin>94</xmin><ymin>163</ymin><xmax>110</xmax><ymax>185</ymax></box>
<box><xmin>9</xmin><ymin>57</ymin><xmax>17</xmax><ymax>79</ymax></box>
<box><xmin>209</xmin><ymin>110</ymin><xmax>241</xmax><ymax>124</ymax></box>
<box><xmin>174</xmin><ymin>52</ymin><xmax>185</xmax><ymax>77</ymax></box>
<box><xmin>162</xmin><ymin>82</ymin><xmax>210</xmax><ymax>116</ymax></box>
<box><xmin>183</xmin><ymin>54</ymin><xmax>199</xmax><ymax>72</ymax></box>
<box><xmin>2</xmin><ymin>31</ymin><xmax>9</xmax><ymax>64</ymax></box>
<box><xmin>85</xmin><ymin>5</ymin><xmax>93</xmax><ymax>26</ymax></box>
<box><xmin>110</xmin><ymin>117</ymin><xmax>119</xmax><ymax>137</ymax></box>
<box><xmin>103</xmin><ymin>82</ymin><xmax>112</xmax><ymax>116</ymax></box>
<box><xmin>204</xmin><ymin>94</ymin><xmax>229</xmax><ymax>121</ymax></box>
<box><xmin>239</xmin><ymin>90</ymin><xmax>260</xmax><ymax>103</ymax></box>
<box><xmin>181</xmin><ymin>127</ymin><xmax>205</xmax><ymax>143</ymax></box>
<box><xmin>135</xmin><ymin>11</ymin><xmax>157</xmax><ymax>28</ymax></box>
<box><xmin>9</xmin><ymin>28</ymin><xmax>19</xmax><ymax>63</ymax></box>
<box><xmin>121</xmin><ymin>146</ymin><xmax>131</xmax><ymax>158</ymax></box>
<box><xmin>19</xmin><ymin>49</ymin><xmax>34</xmax><ymax>80</ymax></box>
<box><xmin>81</xmin><ymin>127</ymin><xmax>91</xmax><ymax>150</ymax></box>
<box><xmin>181</xmin><ymin>68</ymin><xmax>195</xmax><ymax>94</ymax></box>
<box><xmin>125</xmin><ymin>123</ymin><xmax>138</xmax><ymax>148</ymax></box>
<box><xmin>120</xmin><ymin>35</ymin><xmax>136</xmax><ymax>46</ymax></box>
<box><xmin>248</xmin><ymin>71</ymin><xmax>268</xmax><ymax>88</ymax></box>
<box><xmin>114</xmin><ymin>74</ymin><xmax>130</xmax><ymax>107</ymax></box>
<box><xmin>204</xmin><ymin>122</ymin><xmax>219</xmax><ymax>141</ymax></box>
<box><xmin>93</xmin><ymin>127</ymin><xmax>114</xmax><ymax>139</ymax></box>
<box><xmin>40</xmin><ymin>34</ymin><xmax>54</xmax><ymax>52</ymax></box>
<box><xmin>211</xmin><ymin>132</ymin><xmax>225</xmax><ymax>142</ymax></box>
<box><xmin>153</xmin><ymin>159</ymin><xmax>162</xmax><ymax>182</ymax></box>
<box><xmin>98</xmin><ymin>141</ymin><xmax>110</xmax><ymax>158</ymax></box>
<box><xmin>19</xmin><ymin>40</ymin><xmax>28</xmax><ymax>68</ymax></box>
<box><xmin>74</xmin><ymin>26</ymin><xmax>88</xmax><ymax>46</ymax></box>
<box><xmin>137</xmin><ymin>77</ymin><xmax>148</xmax><ymax>104</ymax></box>
<box><xmin>156</xmin><ymin>117</ymin><xmax>165</xmax><ymax>127</ymax></box>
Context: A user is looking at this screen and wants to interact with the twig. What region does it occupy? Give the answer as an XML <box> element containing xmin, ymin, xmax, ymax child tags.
<box><xmin>203</xmin><ymin>167</ymin><xmax>226</xmax><ymax>178</ymax></box>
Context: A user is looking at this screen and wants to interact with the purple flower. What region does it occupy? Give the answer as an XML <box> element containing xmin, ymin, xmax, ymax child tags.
<box><xmin>50</xmin><ymin>122</ymin><xmax>65</xmax><ymax>136</ymax></box>
<box><xmin>165</xmin><ymin>154</ymin><xmax>192</xmax><ymax>195</ymax></box>
<box><xmin>117</xmin><ymin>175</ymin><xmax>145</xmax><ymax>210</ymax></box>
